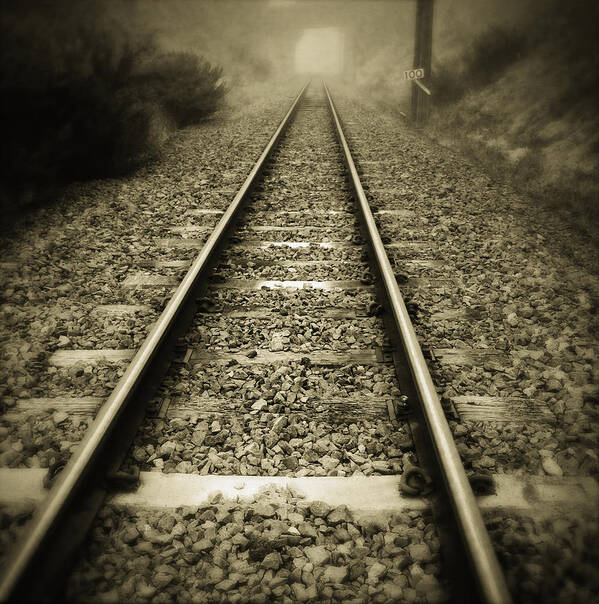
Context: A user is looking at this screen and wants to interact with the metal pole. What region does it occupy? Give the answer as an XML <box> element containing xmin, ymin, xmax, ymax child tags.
<box><xmin>411</xmin><ymin>0</ymin><xmax>434</xmax><ymax>122</ymax></box>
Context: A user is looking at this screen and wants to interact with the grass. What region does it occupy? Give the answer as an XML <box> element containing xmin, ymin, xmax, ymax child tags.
<box><xmin>441</xmin><ymin>131</ymin><xmax>599</xmax><ymax>245</ymax></box>
<box><xmin>428</xmin><ymin>1</ymin><xmax>599</xmax><ymax>244</ymax></box>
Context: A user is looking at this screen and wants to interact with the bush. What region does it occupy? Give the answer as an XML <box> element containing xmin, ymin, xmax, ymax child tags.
<box><xmin>0</xmin><ymin>3</ymin><xmax>225</xmax><ymax>211</ymax></box>
<box><xmin>135</xmin><ymin>52</ymin><xmax>225</xmax><ymax>128</ymax></box>
<box><xmin>431</xmin><ymin>63</ymin><xmax>466</xmax><ymax>106</ymax></box>
<box><xmin>462</xmin><ymin>26</ymin><xmax>529</xmax><ymax>87</ymax></box>
<box><xmin>432</xmin><ymin>25</ymin><xmax>529</xmax><ymax>106</ymax></box>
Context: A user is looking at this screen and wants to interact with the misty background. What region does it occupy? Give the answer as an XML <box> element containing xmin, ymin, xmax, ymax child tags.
<box><xmin>1</xmin><ymin>0</ymin><xmax>597</xmax><ymax>229</ymax></box>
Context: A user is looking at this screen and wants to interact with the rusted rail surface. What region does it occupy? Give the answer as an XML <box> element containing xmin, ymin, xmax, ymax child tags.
<box><xmin>323</xmin><ymin>81</ymin><xmax>511</xmax><ymax>604</ymax></box>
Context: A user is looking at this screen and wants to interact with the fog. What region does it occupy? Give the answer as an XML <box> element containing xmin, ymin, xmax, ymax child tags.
<box><xmin>295</xmin><ymin>28</ymin><xmax>344</xmax><ymax>75</ymax></box>
<box><xmin>3</xmin><ymin>0</ymin><xmax>591</xmax><ymax>97</ymax></box>
<box><xmin>2</xmin><ymin>0</ymin><xmax>595</xmax><ymax>208</ymax></box>
<box><xmin>107</xmin><ymin>0</ymin><xmax>566</xmax><ymax>103</ymax></box>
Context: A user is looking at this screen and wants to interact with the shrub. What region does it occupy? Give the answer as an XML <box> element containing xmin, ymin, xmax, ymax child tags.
<box><xmin>0</xmin><ymin>2</ymin><xmax>225</xmax><ymax>212</ymax></box>
<box><xmin>231</xmin><ymin>47</ymin><xmax>272</xmax><ymax>82</ymax></box>
<box><xmin>135</xmin><ymin>52</ymin><xmax>225</xmax><ymax>128</ymax></box>
<box><xmin>462</xmin><ymin>26</ymin><xmax>529</xmax><ymax>88</ymax></box>
<box><xmin>431</xmin><ymin>63</ymin><xmax>466</xmax><ymax>106</ymax></box>
<box><xmin>432</xmin><ymin>25</ymin><xmax>529</xmax><ymax>106</ymax></box>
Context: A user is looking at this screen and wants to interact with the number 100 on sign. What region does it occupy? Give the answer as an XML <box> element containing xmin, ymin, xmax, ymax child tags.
<box><xmin>404</xmin><ymin>68</ymin><xmax>424</xmax><ymax>80</ymax></box>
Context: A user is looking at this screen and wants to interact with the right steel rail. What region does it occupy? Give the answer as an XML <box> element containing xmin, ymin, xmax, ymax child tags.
<box><xmin>324</xmin><ymin>82</ymin><xmax>512</xmax><ymax>604</ymax></box>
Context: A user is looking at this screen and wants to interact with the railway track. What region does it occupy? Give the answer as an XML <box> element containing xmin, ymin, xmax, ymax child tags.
<box><xmin>0</xmin><ymin>83</ymin><xmax>596</xmax><ymax>603</ymax></box>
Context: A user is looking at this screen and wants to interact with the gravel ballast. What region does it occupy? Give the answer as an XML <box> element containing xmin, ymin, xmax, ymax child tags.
<box><xmin>8</xmin><ymin>79</ymin><xmax>593</xmax><ymax>602</ymax></box>
<box><xmin>330</xmin><ymin>89</ymin><xmax>599</xmax><ymax>478</ymax></box>
<box><xmin>329</xmin><ymin>85</ymin><xmax>599</xmax><ymax>601</ymax></box>
<box><xmin>486</xmin><ymin>511</ymin><xmax>599</xmax><ymax>603</ymax></box>
<box><xmin>66</xmin><ymin>489</ymin><xmax>448</xmax><ymax>603</ymax></box>
<box><xmin>122</xmin><ymin>90</ymin><xmax>413</xmax><ymax>488</ymax></box>
<box><xmin>68</xmin><ymin>87</ymin><xmax>436</xmax><ymax>602</ymax></box>
<box><xmin>0</xmin><ymin>81</ymin><xmax>302</xmax><ymax>446</ymax></box>
<box><xmin>128</xmin><ymin>413</ymin><xmax>412</xmax><ymax>478</ymax></box>
<box><xmin>0</xmin><ymin>82</ymin><xmax>306</xmax><ymax>573</ymax></box>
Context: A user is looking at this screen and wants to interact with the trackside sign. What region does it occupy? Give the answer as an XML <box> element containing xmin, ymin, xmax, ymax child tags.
<box><xmin>404</xmin><ymin>68</ymin><xmax>425</xmax><ymax>80</ymax></box>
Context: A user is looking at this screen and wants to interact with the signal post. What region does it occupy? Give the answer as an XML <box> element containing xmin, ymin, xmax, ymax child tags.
<box><xmin>411</xmin><ymin>0</ymin><xmax>434</xmax><ymax>122</ymax></box>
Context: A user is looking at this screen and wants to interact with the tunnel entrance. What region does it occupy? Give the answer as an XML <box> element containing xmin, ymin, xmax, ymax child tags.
<box><xmin>294</xmin><ymin>27</ymin><xmax>344</xmax><ymax>74</ymax></box>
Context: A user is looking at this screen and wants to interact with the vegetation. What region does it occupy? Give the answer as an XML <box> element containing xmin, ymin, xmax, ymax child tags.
<box><xmin>0</xmin><ymin>2</ymin><xmax>225</xmax><ymax>212</ymax></box>
<box><xmin>426</xmin><ymin>0</ymin><xmax>599</xmax><ymax>240</ymax></box>
<box><xmin>432</xmin><ymin>26</ymin><xmax>530</xmax><ymax>106</ymax></box>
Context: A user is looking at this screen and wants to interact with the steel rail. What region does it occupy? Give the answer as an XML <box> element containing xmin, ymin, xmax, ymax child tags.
<box><xmin>323</xmin><ymin>82</ymin><xmax>512</xmax><ymax>604</ymax></box>
<box><xmin>0</xmin><ymin>81</ymin><xmax>309</xmax><ymax>603</ymax></box>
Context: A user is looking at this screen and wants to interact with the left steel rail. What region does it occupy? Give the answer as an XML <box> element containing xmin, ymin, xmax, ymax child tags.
<box><xmin>0</xmin><ymin>82</ymin><xmax>309</xmax><ymax>603</ymax></box>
